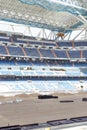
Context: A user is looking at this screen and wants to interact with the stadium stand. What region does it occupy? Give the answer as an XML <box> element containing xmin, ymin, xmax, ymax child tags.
<box><xmin>68</xmin><ymin>50</ymin><xmax>81</xmax><ymax>58</ymax></box>
<box><xmin>54</xmin><ymin>50</ymin><xmax>68</xmax><ymax>58</ymax></box>
<box><xmin>0</xmin><ymin>33</ymin><xmax>87</xmax><ymax>96</ymax></box>
<box><xmin>0</xmin><ymin>45</ymin><xmax>7</xmax><ymax>55</ymax></box>
<box><xmin>39</xmin><ymin>48</ymin><xmax>55</xmax><ymax>58</ymax></box>
<box><xmin>24</xmin><ymin>47</ymin><xmax>40</xmax><ymax>57</ymax></box>
<box><xmin>74</xmin><ymin>41</ymin><xmax>87</xmax><ymax>47</ymax></box>
<box><xmin>7</xmin><ymin>46</ymin><xmax>24</xmax><ymax>56</ymax></box>
<box><xmin>57</xmin><ymin>41</ymin><xmax>72</xmax><ymax>47</ymax></box>
<box><xmin>83</xmin><ymin>50</ymin><xmax>87</xmax><ymax>59</ymax></box>
<box><xmin>0</xmin><ymin>0</ymin><xmax>87</xmax><ymax>129</ymax></box>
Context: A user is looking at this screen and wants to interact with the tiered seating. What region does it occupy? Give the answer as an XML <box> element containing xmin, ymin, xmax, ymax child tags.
<box><xmin>0</xmin><ymin>80</ymin><xmax>79</xmax><ymax>96</ymax></box>
<box><xmin>39</xmin><ymin>48</ymin><xmax>54</xmax><ymax>58</ymax></box>
<box><xmin>0</xmin><ymin>33</ymin><xmax>11</xmax><ymax>42</ymax></box>
<box><xmin>74</xmin><ymin>41</ymin><xmax>87</xmax><ymax>47</ymax></box>
<box><xmin>16</xmin><ymin>60</ymin><xmax>32</xmax><ymax>66</ymax></box>
<box><xmin>57</xmin><ymin>41</ymin><xmax>72</xmax><ymax>47</ymax></box>
<box><xmin>22</xmin><ymin>71</ymin><xmax>35</xmax><ymax>76</ymax></box>
<box><xmin>0</xmin><ymin>59</ymin><xmax>15</xmax><ymax>66</ymax></box>
<box><xmin>7</xmin><ymin>46</ymin><xmax>24</xmax><ymax>56</ymax></box>
<box><xmin>68</xmin><ymin>50</ymin><xmax>81</xmax><ymax>58</ymax></box>
<box><xmin>24</xmin><ymin>47</ymin><xmax>40</xmax><ymax>57</ymax></box>
<box><xmin>55</xmin><ymin>61</ymin><xmax>73</xmax><ymax>67</ymax></box>
<box><xmin>0</xmin><ymin>70</ymin><xmax>14</xmax><ymax>75</ymax></box>
<box><xmin>54</xmin><ymin>50</ymin><xmax>68</xmax><ymax>58</ymax></box>
<box><xmin>83</xmin><ymin>50</ymin><xmax>87</xmax><ymax>58</ymax></box>
<box><xmin>66</xmin><ymin>69</ymin><xmax>81</xmax><ymax>76</ymax></box>
<box><xmin>57</xmin><ymin>81</ymin><xmax>76</xmax><ymax>92</ymax></box>
<box><xmin>13</xmin><ymin>70</ymin><xmax>22</xmax><ymax>76</ymax></box>
<box><xmin>0</xmin><ymin>36</ymin><xmax>10</xmax><ymax>42</ymax></box>
<box><xmin>13</xmin><ymin>34</ymin><xmax>36</xmax><ymax>44</ymax></box>
<box><xmin>32</xmin><ymin>60</ymin><xmax>47</xmax><ymax>66</ymax></box>
<box><xmin>12</xmin><ymin>34</ymin><xmax>26</xmax><ymax>43</ymax></box>
<box><xmin>42</xmin><ymin>42</ymin><xmax>56</xmax><ymax>47</ymax></box>
<box><xmin>74</xmin><ymin>62</ymin><xmax>87</xmax><ymax>67</ymax></box>
<box><xmin>0</xmin><ymin>45</ymin><xmax>7</xmax><ymax>55</ymax></box>
<box><xmin>0</xmin><ymin>32</ymin><xmax>87</xmax><ymax>96</ymax></box>
<box><xmin>12</xmin><ymin>34</ymin><xmax>56</xmax><ymax>47</ymax></box>
<box><xmin>28</xmin><ymin>41</ymin><xmax>56</xmax><ymax>47</ymax></box>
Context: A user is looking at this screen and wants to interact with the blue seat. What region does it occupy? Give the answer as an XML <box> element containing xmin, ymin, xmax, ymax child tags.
<box><xmin>54</xmin><ymin>50</ymin><xmax>68</xmax><ymax>58</ymax></box>
<box><xmin>68</xmin><ymin>50</ymin><xmax>80</xmax><ymax>58</ymax></box>
<box><xmin>24</xmin><ymin>47</ymin><xmax>40</xmax><ymax>57</ymax></box>
<box><xmin>7</xmin><ymin>46</ymin><xmax>24</xmax><ymax>56</ymax></box>
<box><xmin>0</xmin><ymin>45</ymin><xmax>7</xmax><ymax>55</ymax></box>
<box><xmin>40</xmin><ymin>48</ymin><xmax>55</xmax><ymax>58</ymax></box>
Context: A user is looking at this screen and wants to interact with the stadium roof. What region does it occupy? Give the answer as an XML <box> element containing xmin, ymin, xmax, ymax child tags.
<box><xmin>0</xmin><ymin>0</ymin><xmax>87</xmax><ymax>32</ymax></box>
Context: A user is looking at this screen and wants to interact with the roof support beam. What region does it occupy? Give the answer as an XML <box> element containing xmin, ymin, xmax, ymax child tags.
<box><xmin>76</xmin><ymin>11</ymin><xmax>87</xmax><ymax>26</ymax></box>
<box><xmin>72</xmin><ymin>29</ymin><xmax>85</xmax><ymax>40</ymax></box>
<box><xmin>68</xmin><ymin>32</ymin><xmax>72</xmax><ymax>40</ymax></box>
<box><xmin>27</xmin><ymin>26</ymin><xmax>33</xmax><ymax>37</ymax></box>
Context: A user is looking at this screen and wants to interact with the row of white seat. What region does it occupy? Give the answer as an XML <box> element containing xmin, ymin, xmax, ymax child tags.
<box><xmin>0</xmin><ymin>80</ymin><xmax>86</xmax><ymax>96</ymax></box>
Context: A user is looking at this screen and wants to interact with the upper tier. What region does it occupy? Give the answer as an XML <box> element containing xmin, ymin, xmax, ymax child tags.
<box><xmin>0</xmin><ymin>32</ymin><xmax>87</xmax><ymax>59</ymax></box>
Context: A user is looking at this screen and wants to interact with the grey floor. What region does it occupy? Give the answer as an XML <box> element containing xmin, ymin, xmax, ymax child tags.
<box><xmin>0</xmin><ymin>93</ymin><xmax>87</xmax><ymax>127</ymax></box>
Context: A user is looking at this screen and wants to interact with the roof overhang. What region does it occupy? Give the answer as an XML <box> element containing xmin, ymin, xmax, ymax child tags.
<box><xmin>0</xmin><ymin>0</ymin><xmax>87</xmax><ymax>32</ymax></box>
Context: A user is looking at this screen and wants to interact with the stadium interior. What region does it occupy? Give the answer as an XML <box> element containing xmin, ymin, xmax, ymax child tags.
<box><xmin>0</xmin><ymin>0</ymin><xmax>87</xmax><ymax>129</ymax></box>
